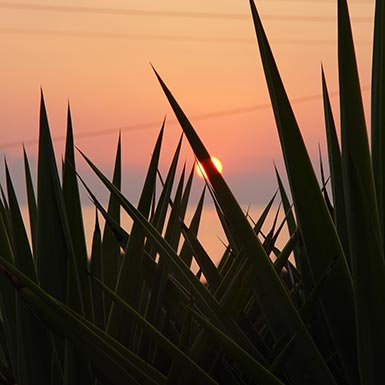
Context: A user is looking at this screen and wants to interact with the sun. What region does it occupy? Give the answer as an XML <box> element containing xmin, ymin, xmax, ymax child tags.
<box><xmin>195</xmin><ymin>156</ymin><xmax>223</xmax><ymax>179</ymax></box>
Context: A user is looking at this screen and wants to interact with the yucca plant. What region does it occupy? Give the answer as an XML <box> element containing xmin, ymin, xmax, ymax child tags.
<box><xmin>0</xmin><ymin>0</ymin><xmax>383</xmax><ymax>384</ymax></box>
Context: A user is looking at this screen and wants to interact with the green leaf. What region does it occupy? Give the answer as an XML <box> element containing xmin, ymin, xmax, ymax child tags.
<box><xmin>0</xmin><ymin>356</ymin><xmax>14</xmax><ymax>385</ymax></box>
<box><xmin>36</xmin><ymin>92</ymin><xmax>69</xmax><ymax>302</ymax></box>
<box><xmin>299</xmin><ymin>257</ymin><xmax>337</xmax><ymax>323</ymax></box>
<box><xmin>179</xmin><ymin>187</ymin><xmax>206</xmax><ymax>269</ymax></box>
<box><xmin>15</xmin><ymin>298</ymin><xmax>53</xmax><ymax>385</ymax></box>
<box><xmin>163</xmin><ymin>158</ymin><xmax>186</xmax><ymax>251</ymax></box>
<box><xmin>250</xmin><ymin>1</ymin><xmax>357</xmax><ymax>382</ymax></box>
<box><xmin>181</xmin><ymin>223</ymin><xmax>222</xmax><ymax>290</ymax></box>
<box><xmin>273</xmin><ymin>229</ymin><xmax>299</xmax><ymax>277</ymax></box>
<box><xmin>79</xmin><ymin>149</ymin><xmax>262</xmax><ymax>361</ymax></box>
<box><xmin>371</xmin><ymin>0</ymin><xmax>385</xmax><ymax>243</ymax></box>
<box><xmin>141</xmin><ymin>160</ymin><xmax>185</xmax><ymax>360</ymax></box>
<box><xmin>91</xmin><ymin>275</ymin><xmax>218</xmax><ymax>385</ymax></box>
<box><xmin>318</xmin><ymin>147</ymin><xmax>334</xmax><ymax>216</ymax></box>
<box><xmin>338</xmin><ymin>1</ymin><xmax>385</xmax><ymax>383</ymax></box>
<box><xmin>0</xmin><ymin>318</ymin><xmax>15</xmax><ymax>383</ymax></box>
<box><xmin>23</xmin><ymin>147</ymin><xmax>37</xmax><ymax>256</ymax></box>
<box><xmin>38</xmin><ymin>93</ymin><xmax>92</xmax><ymax>384</ymax></box>
<box><xmin>261</xmin><ymin>202</ymin><xmax>281</xmax><ymax>256</ymax></box>
<box><xmin>153</xmin><ymin>62</ymin><xmax>338</xmax><ymax>383</ymax></box>
<box><xmin>0</xmin><ymin>257</ymin><xmax>168</xmax><ymax>385</ymax></box>
<box><xmin>146</xmin><ymin>160</ymin><xmax>185</xmax><ymax>320</ymax></box>
<box><xmin>4</xmin><ymin>162</ymin><xmax>55</xmax><ymax>385</ymax></box>
<box><xmin>107</xmin><ymin>126</ymin><xmax>163</xmax><ymax>349</ymax></box>
<box><xmin>321</xmin><ymin>68</ymin><xmax>350</xmax><ymax>262</ymax></box>
<box><xmin>5</xmin><ymin>162</ymin><xmax>36</xmax><ymax>281</ymax></box>
<box><xmin>268</xmin><ymin>334</ymin><xmax>295</xmax><ymax>376</ymax></box>
<box><xmin>0</xmin><ymin>215</ymin><xmax>17</xmax><ymax>377</ymax></box>
<box><xmin>63</xmin><ymin>104</ymin><xmax>88</xmax><ymax>273</ymax></box>
<box><xmin>148</xmin><ymin>134</ymin><xmax>182</xmax><ymax>245</ymax></box>
<box><xmin>101</xmin><ymin>134</ymin><xmax>121</xmax><ymax>293</ymax></box>
<box><xmin>76</xmin><ymin>172</ymin><xmax>186</xmax><ymax>314</ymax></box>
<box><xmin>0</xmin><ymin>185</ymin><xmax>12</xmax><ymax>240</ymax></box>
<box><xmin>180</xmin><ymin>163</ymin><xmax>195</xmax><ymax>221</ymax></box>
<box><xmin>274</xmin><ymin>168</ymin><xmax>296</xmax><ymax>236</ymax></box>
<box><xmin>89</xmin><ymin>210</ymin><xmax>105</xmax><ymax>329</ymax></box>
<box><xmin>80</xmin><ymin>183</ymin><xmax>128</xmax><ymax>250</ymax></box>
<box><xmin>275</xmin><ymin>168</ymin><xmax>314</xmax><ymax>298</ymax></box>
<box><xmin>187</xmin><ymin>306</ymin><xmax>284</xmax><ymax>385</ymax></box>
<box><xmin>166</xmin><ymin>303</ymin><xmax>193</xmax><ymax>385</ymax></box>
<box><xmin>254</xmin><ymin>191</ymin><xmax>277</xmax><ymax>236</ymax></box>
<box><xmin>63</xmin><ymin>104</ymin><xmax>92</xmax><ymax>320</ymax></box>
<box><xmin>63</xmin><ymin>339</ymin><xmax>94</xmax><ymax>385</ymax></box>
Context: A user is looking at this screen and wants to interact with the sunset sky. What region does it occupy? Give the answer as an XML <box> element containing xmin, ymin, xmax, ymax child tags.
<box><xmin>0</xmin><ymin>0</ymin><xmax>375</xmax><ymax>205</ymax></box>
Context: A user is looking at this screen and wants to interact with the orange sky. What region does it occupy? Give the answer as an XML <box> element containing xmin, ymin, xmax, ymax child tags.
<box><xmin>0</xmin><ymin>0</ymin><xmax>375</xmax><ymax>204</ymax></box>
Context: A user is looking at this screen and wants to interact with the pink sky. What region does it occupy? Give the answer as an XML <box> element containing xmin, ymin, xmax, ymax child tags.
<box><xmin>0</xmin><ymin>0</ymin><xmax>375</xmax><ymax>204</ymax></box>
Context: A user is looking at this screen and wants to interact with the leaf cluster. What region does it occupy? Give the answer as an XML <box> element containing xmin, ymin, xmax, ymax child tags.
<box><xmin>0</xmin><ymin>1</ymin><xmax>383</xmax><ymax>384</ymax></box>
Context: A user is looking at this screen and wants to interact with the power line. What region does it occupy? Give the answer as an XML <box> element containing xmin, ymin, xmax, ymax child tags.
<box><xmin>0</xmin><ymin>27</ymin><xmax>372</xmax><ymax>46</ymax></box>
<box><xmin>0</xmin><ymin>85</ymin><xmax>370</xmax><ymax>150</ymax></box>
<box><xmin>0</xmin><ymin>2</ymin><xmax>373</xmax><ymax>23</ymax></box>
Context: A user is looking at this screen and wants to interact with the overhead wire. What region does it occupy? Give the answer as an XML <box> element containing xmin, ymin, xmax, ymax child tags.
<box><xmin>0</xmin><ymin>2</ymin><xmax>373</xmax><ymax>44</ymax></box>
<box><xmin>0</xmin><ymin>27</ymin><xmax>372</xmax><ymax>46</ymax></box>
<box><xmin>0</xmin><ymin>1</ymin><xmax>373</xmax><ymax>150</ymax></box>
<box><xmin>0</xmin><ymin>27</ymin><xmax>371</xmax><ymax>45</ymax></box>
<box><xmin>0</xmin><ymin>1</ymin><xmax>373</xmax><ymax>45</ymax></box>
<box><xmin>0</xmin><ymin>2</ymin><xmax>374</xmax><ymax>22</ymax></box>
<box><xmin>0</xmin><ymin>85</ymin><xmax>370</xmax><ymax>150</ymax></box>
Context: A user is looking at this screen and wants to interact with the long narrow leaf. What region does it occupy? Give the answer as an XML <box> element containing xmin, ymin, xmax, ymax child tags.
<box><xmin>153</xmin><ymin>63</ymin><xmax>338</xmax><ymax>383</ymax></box>
<box><xmin>101</xmin><ymin>134</ymin><xmax>121</xmax><ymax>293</ymax></box>
<box><xmin>79</xmin><ymin>149</ymin><xmax>264</xmax><ymax>362</ymax></box>
<box><xmin>371</xmin><ymin>0</ymin><xmax>385</xmax><ymax>243</ymax></box>
<box><xmin>0</xmin><ymin>215</ymin><xmax>18</xmax><ymax>377</ymax></box>
<box><xmin>63</xmin><ymin>104</ymin><xmax>88</xmax><ymax>274</ymax></box>
<box><xmin>23</xmin><ymin>147</ymin><xmax>37</xmax><ymax>256</ymax></box>
<box><xmin>63</xmin><ymin>104</ymin><xmax>92</xmax><ymax>322</ymax></box>
<box><xmin>179</xmin><ymin>187</ymin><xmax>206</xmax><ymax>269</ymax></box>
<box><xmin>5</xmin><ymin>163</ymin><xmax>36</xmax><ymax>281</ymax></box>
<box><xmin>107</xmin><ymin>126</ymin><xmax>163</xmax><ymax>349</ymax></box>
<box><xmin>187</xmin><ymin>306</ymin><xmax>284</xmax><ymax>385</ymax></box>
<box><xmin>250</xmin><ymin>1</ymin><xmax>357</xmax><ymax>382</ymax></box>
<box><xmin>0</xmin><ymin>257</ymin><xmax>167</xmax><ymax>385</ymax></box>
<box><xmin>141</xmin><ymin>163</ymin><xmax>185</xmax><ymax>360</ymax></box>
<box><xmin>181</xmin><ymin>223</ymin><xmax>222</xmax><ymax>290</ymax></box>
<box><xmin>321</xmin><ymin>68</ymin><xmax>350</xmax><ymax>262</ymax></box>
<box><xmin>37</xmin><ymin>92</ymin><xmax>69</xmax><ymax>302</ymax></box>
<box><xmin>91</xmin><ymin>274</ymin><xmax>218</xmax><ymax>385</ymax></box>
<box><xmin>338</xmin><ymin>1</ymin><xmax>385</xmax><ymax>383</ymax></box>
<box><xmin>89</xmin><ymin>210</ymin><xmax>104</xmax><ymax>329</ymax></box>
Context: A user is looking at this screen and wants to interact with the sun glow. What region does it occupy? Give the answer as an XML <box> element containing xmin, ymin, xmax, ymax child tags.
<box><xmin>195</xmin><ymin>156</ymin><xmax>223</xmax><ymax>179</ymax></box>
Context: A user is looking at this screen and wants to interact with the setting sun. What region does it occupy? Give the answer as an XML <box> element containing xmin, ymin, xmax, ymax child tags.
<box><xmin>195</xmin><ymin>156</ymin><xmax>223</xmax><ymax>179</ymax></box>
